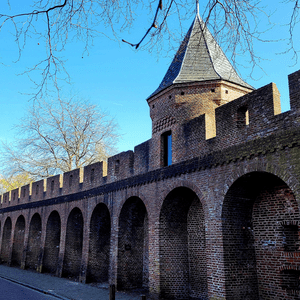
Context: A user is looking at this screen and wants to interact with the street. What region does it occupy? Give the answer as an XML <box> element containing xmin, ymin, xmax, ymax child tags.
<box><xmin>0</xmin><ymin>277</ymin><xmax>62</xmax><ymax>300</ymax></box>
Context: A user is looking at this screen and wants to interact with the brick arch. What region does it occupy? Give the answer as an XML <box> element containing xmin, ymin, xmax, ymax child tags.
<box><xmin>11</xmin><ymin>214</ymin><xmax>25</xmax><ymax>267</ymax></box>
<box><xmin>0</xmin><ymin>216</ymin><xmax>12</xmax><ymax>264</ymax></box>
<box><xmin>62</xmin><ymin>207</ymin><xmax>84</xmax><ymax>280</ymax></box>
<box><xmin>116</xmin><ymin>189</ymin><xmax>149</xmax><ymax>221</ymax></box>
<box><xmin>86</xmin><ymin>203</ymin><xmax>111</xmax><ymax>284</ymax></box>
<box><xmin>117</xmin><ymin>196</ymin><xmax>149</xmax><ymax>291</ymax></box>
<box><xmin>159</xmin><ymin>186</ymin><xmax>208</xmax><ymax>299</ymax></box>
<box><xmin>42</xmin><ymin>210</ymin><xmax>61</xmax><ymax>274</ymax></box>
<box><xmin>25</xmin><ymin>213</ymin><xmax>42</xmax><ymax>270</ymax></box>
<box><xmin>158</xmin><ymin>179</ymin><xmax>207</xmax><ymax>218</ymax></box>
<box><xmin>222</xmin><ymin>161</ymin><xmax>300</xmax><ymax>206</ymax></box>
<box><xmin>222</xmin><ymin>171</ymin><xmax>300</xmax><ymax>299</ymax></box>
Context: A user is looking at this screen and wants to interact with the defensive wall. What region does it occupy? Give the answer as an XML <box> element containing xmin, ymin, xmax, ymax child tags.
<box><xmin>0</xmin><ymin>70</ymin><xmax>300</xmax><ymax>299</ymax></box>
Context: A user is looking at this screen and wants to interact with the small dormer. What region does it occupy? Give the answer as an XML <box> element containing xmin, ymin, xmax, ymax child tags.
<box><xmin>147</xmin><ymin>9</ymin><xmax>254</xmax><ymax>170</ymax></box>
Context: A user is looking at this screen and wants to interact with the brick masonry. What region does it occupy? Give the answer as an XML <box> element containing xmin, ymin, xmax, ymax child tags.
<box><xmin>0</xmin><ymin>70</ymin><xmax>300</xmax><ymax>300</ymax></box>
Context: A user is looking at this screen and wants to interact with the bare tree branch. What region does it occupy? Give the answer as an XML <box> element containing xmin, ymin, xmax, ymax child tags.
<box><xmin>0</xmin><ymin>97</ymin><xmax>119</xmax><ymax>180</ymax></box>
<box><xmin>0</xmin><ymin>0</ymin><xmax>299</xmax><ymax>98</ymax></box>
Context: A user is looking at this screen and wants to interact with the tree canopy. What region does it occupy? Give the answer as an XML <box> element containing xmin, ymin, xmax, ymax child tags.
<box><xmin>0</xmin><ymin>173</ymin><xmax>34</xmax><ymax>194</ymax></box>
<box><xmin>1</xmin><ymin>97</ymin><xmax>119</xmax><ymax>181</ymax></box>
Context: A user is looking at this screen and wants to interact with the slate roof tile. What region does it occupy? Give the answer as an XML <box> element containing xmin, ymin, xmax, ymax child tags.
<box><xmin>148</xmin><ymin>13</ymin><xmax>253</xmax><ymax>99</ymax></box>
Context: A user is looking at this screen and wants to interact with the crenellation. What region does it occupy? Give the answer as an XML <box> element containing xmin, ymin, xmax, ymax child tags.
<box><xmin>20</xmin><ymin>184</ymin><xmax>30</xmax><ymax>204</ymax></box>
<box><xmin>31</xmin><ymin>179</ymin><xmax>46</xmax><ymax>202</ymax></box>
<box><xmin>289</xmin><ymin>69</ymin><xmax>300</xmax><ymax>111</ymax></box>
<box><xmin>46</xmin><ymin>174</ymin><xmax>62</xmax><ymax>199</ymax></box>
<box><xmin>180</xmin><ymin>114</ymin><xmax>206</xmax><ymax>161</ymax></box>
<box><xmin>11</xmin><ymin>188</ymin><xmax>20</xmax><ymax>204</ymax></box>
<box><xmin>82</xmin><ymin>161</ymin><xmax>107</xmax><ymax>190</ymax></box>
<box><xmin>62</xmin><ymin>168</ymin><xmax>83</xmax><ymax>195</ymax></box>
<box><xmin>107</xmin><ymin>151</ymin><xmax>134</xmax><ymax>183</ymax></box>
<box><xmin>133</xmin><ymin>140</ymin><xmax>150</xmax><ymax>175</ymax></box>
<box><xmin>214</xmin><ymin>83</ymin><xmax>280</xmax><ymax>148</ymax></box>
<box><xmin>2</xmin><ymin>191</ymin><xmax>10</xmax><ymax>207</ymax></box>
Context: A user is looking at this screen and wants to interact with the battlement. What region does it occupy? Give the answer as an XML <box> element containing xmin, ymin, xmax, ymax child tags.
<box><xmin>1</xmin><ymin>70</ymin><xmax>300</xmax><ymax>207</ymax></box>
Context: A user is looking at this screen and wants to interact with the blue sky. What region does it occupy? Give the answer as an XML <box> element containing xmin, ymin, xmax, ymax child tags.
<box><xmin>0</xmin><ymin>0</ymin><xmax>300</xmax><ymax>155</ymax></box>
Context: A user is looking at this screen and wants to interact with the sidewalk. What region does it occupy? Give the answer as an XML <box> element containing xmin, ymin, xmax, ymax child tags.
<box><xmin>0</xmin><ymin>265</ymin><xmax>144</xmax><ymax>300</ymax></box>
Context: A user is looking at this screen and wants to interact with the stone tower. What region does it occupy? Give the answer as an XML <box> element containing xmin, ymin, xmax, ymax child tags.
<box><xmin>147</xmin><ymin>11</ymin><xmax>254</xmax><ymax>170</ymax></box>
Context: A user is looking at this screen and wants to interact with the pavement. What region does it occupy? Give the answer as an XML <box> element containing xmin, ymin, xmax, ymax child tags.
<box><xmin>0</xmin><ymin>265</ymin><xmax>145</xmax><ymax>300</ymax></box>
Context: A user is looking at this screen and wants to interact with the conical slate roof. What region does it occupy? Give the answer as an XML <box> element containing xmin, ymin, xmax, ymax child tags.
<box><xmin>148</xmin><ymin>13</ymin><xmax>253</xmax><ymax>99</ymax></box>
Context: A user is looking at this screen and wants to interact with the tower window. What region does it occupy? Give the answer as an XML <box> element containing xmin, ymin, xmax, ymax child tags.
<box><xmin>162</xmin><ymin>131</ymin><xmax>172</xmax><ymax>166</ymax></box>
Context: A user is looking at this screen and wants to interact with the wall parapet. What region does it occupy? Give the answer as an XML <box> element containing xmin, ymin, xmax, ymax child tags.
<box><xmin>1</xmin><ymin>123</ymin><xmax>300</xmax><ymax>212</ymax></box>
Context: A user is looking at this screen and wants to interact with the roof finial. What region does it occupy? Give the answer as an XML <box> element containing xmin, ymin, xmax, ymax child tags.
<box><xmin>196</xmin><ymin>0</ymin><xmax>200</xmax><ymax>16</ymax></box>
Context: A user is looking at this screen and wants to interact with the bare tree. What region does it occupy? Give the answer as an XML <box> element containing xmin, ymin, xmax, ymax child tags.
<box><xmin>1</xmin><ymin>0</ymin><xmax>299</xmax><ymax>97</ymax></box>
<box><xmin>1</xmin><ymin>97</ymin><xmax>119</xmax><ymax>180</ymax></box>
<box><xmin>0</xmin><ymin>172</ymin><xmax>34</xmax><ymax>193</ymax></box>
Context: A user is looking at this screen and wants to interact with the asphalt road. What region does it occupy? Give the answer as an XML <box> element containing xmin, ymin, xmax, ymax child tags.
<box><xmin>0</xmin><ymin>277</ymin><xmax>62</xmax><ymax>300</ymax></box>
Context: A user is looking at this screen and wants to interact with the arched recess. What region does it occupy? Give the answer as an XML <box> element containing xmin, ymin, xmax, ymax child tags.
<box><xmin>86</xmin><ymin>203</ymin><xmax>111</xmax><ymax>283</ymax></box>
<box><xmin>25</xmin><ymin>213</ymin><xmax>42</xmax><ymax>270</ymax></box>
<box><xmin>62</xmin><ymin>207</ymin><xmax>84</xmax><ymax>280</ymax></box>
<box><xmin>159</xmin><ymin>187</ymin><xmax>207</xmax><ymax>300</ymax></box>
<box><xmin>117</xmin><ymin>197</ymin><xmax>149</xmax><ymax>291</ymax></box>
<box><xmin>11</xmin><ymin>215</ymin><xmax>25</xmax><ymax>267</ymax></box>
<box><xmin>42</xmin><ymin>211</ymin><xmax>61</xmax><ymax>274</ymax></box>
<box><xmin>0</xmin><ymin>217</ymin><xmax>12</xmax><ymax>264</ymax></box>
<box><xmin>222</xmin><ymin>171</ymin><xmax>300</xmax><ymax>300</ymax></box>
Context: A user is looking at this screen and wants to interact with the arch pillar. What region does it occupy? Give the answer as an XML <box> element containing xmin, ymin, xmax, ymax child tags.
<box><xmin>56</xmin><ymin>211</ymin><xmax>67</xmax><ymax>278</ymax></box>
<box><xmin>79</xmin><ymin>210</ymin><xmax>90</xmax><ymax>283</ymax></box>
<box><xmin>20</xmin><ymin>216</ymin><xmax>30</xmax><ymax>270</ymax></box>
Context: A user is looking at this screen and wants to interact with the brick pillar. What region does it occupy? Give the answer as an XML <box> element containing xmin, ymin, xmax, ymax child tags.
<box><xmin>21</xmin><ymin>218</ymin><xmax>30</xmax><ymax>269</ymax></box>
<box><xmin>288</xmin><ymin>69</ymin><xmax>300</xmax><ymax>111</ymax></box>
<box><xmin>79</xmin><ymin>213</ymin><xmax>90</xmax><ymax>283</ymax></box>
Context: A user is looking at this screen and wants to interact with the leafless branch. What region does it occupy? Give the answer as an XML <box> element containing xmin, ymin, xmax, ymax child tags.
<box><xmin>0</xmin><ymin>97</ymin><xmax>119</xmax><ymax>180</ymax></box>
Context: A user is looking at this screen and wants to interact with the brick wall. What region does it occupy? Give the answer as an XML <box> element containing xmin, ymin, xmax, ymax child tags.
<box><xmin>0</xmin><ymin>70</ymin><xmax>299</xmax><ymax>300</ymax></box>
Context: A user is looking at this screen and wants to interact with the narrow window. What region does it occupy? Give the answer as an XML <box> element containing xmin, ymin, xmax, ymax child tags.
<box><xmin>23</xmin><ymin>188</ymin><xmax>26</xmax><ymax>197</ymax></box>
<box><xmin>115</xmin><ymin>160</ymin><xmax>120</xmax><ymax>175</ymax></box>
<box><xmin>69</xmin><ymin>175</ymin><xmax>73</xmax><ymax>187</ymax></box>
<box><xmin>237</xmin><ymin>106</ymin><xmax>249</xmax><ymax>128</ymax></box>
<box><xmin>51</xmin><ymin>180</ymin><xmax>55</xmax><ymax>192</ymax></box>
<box><xmin>36</xmin><ymin>185</ymin><xmax>39</xmax><ymax>195</ymax></box>
<box><xmin>162</xmin><ymin>131</ymin><xmax>172</xmax><ymax>166</ymax></box>
<box><xmin>283</xmin><ymin>224</ymin><xmax>299</xmax><ymax>251</ymax></box>
<box><xmin>90</xmin><ymin>168</ymin><xmax>95</xmax><ymax>182</ymax></box>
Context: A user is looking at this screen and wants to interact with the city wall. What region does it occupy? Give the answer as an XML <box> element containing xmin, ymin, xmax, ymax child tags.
<box><xmin>0</xmin><ymin>70</ymin><xmax>300</xmax><ymax>299</ymax></box>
